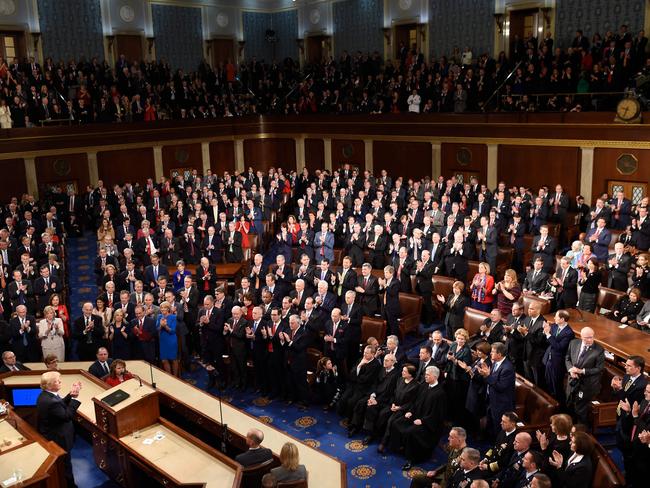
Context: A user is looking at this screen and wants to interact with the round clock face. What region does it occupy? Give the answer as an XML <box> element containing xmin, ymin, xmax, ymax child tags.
<box><xmin>119</xmin><ymin>4</ymin><xmax>135</xmax><ymax>23</ymax></box>
<box><xmin>617</xmin><ymin>98</ymin><xmax>640</xmax><ymax>120</ymax></box>
<box><xmin>216</xmin><ymin>12</ymin><xmax>229</xmax><ymax>28</ymax></box>
<box><xmin>0</xmin><ymin>0</ymin><xmax>16</xmax><ymax>16</ymax></box>
<box><xmin>309</xmin><ymin>8</ymin><xmax>321</xmax><ymax>25</ymax></box>
<box><xmin>399</xmin><ymin>0</ymin><xmax>413</xmax><ymax>11</ymax></box>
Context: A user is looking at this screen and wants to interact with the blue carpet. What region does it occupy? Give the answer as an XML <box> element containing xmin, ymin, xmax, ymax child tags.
<box><xmin>64</xmin><ymin>233</ymin><xmax>625</xmax><ymax>486</ymax></box>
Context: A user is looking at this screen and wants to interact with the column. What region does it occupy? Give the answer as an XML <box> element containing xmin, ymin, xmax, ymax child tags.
<box><xmin>234</xmin><ymin>139</ymin><xmax>245</xmax><ymax>173</ymax></box>
<box><xmin>295</xmin><ymin>136</ymin><xmax>306</xmax><ymax>173</ymax></box>
<box><xmin>580</xmin><ymin>147</ymin><xmax>595</xmax><ymax>204</ymax></box>
<box><xmin>431</xmin><ymin>142</ymin><xmax>441</xmax><ymax>178</ymax></box>
<box><xmin>87</xmin><ymin>151</ymin><xmax>99</xmax><ymax>186</ymax></box>
<box><xmin>324</xmin><ymin>137</ymin><xmax>332</xmax><ymax>172</ymax></box>
<box><xmin>24</xmin><ymin>158</ymin><xmax>38</xmax><ymax>200</ymax></box>
<box><xmin>364</xmin><ymin>139</ymin><xmax>373</xmax><ymax>173</ymax></box>
<box><xmin>201</xmin><ymin>142</ymin><xmax>211</xmax><ymax>175</ymax></box>
<box><xmin>487</xmin><ymin>143</ymin><xmax>498</xmax><ymax>189</ymax></box>
<box><xmin>153</xmin><ymin>145</ymin><xmax>163</xmax><ymax>181</ymax></box>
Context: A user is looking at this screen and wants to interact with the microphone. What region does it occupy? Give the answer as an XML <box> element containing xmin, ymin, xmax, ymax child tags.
<box><xmin>149</xmin><ymin>362</ymin><xmax>157</xmax><ymax>389</ymax></box>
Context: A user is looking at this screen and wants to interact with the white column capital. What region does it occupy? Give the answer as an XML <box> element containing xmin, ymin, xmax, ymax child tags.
<box><xmin>486</xmin><ymin>143</ymin><xmax>499</xmax><ymax>190</ymax></box>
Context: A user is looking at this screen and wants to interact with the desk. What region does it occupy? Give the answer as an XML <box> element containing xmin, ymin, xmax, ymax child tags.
<box><xmin>544</xmin><ymin>309</ymin><xmax>650</xmax><ymax>370</ymax></box>
<box><xmin>120</xmin><ymin>422</ymin><xmax>237</xmax><ymax>488</ymax></box>
<box><xmin>0</xmin><ymin>406</ymin><xmax>66</xmax><ymax>488</ymax></box>
<box><xmin>20</xmin><ymin>361</ymin><xmax>346</xmax><ymax>487</ymax></box>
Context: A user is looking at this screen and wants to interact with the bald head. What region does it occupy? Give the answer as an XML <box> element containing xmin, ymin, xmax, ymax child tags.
<box><xmin>580</xmin><ymin>327</ymin><xmax>595</xmax><ymax>346</ymax></box>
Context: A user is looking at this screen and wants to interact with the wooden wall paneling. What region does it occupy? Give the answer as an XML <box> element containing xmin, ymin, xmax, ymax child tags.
<box><xmin>592</xmin><ymin>148</ymin><xmax>650</xmax><ymax>198</ymax></box>
<box><xmin>162</xmin><ymin>143</ymin><xmax>203</xmax><ymax>179</ymax></box>
<box><xmin>304</xmin><ymin>138</ymin><xmax>325</xmax><ymax>173</ymax></box>
<box><xmin>35</xmin><ymin>153</ymin><xmax>90</xmax><ymax>194</ymax></box>
<box><xmin>331</xmin><ymin>139</ymin><xmax>365</xmax><ymax>172</ymax></box>
<box><xmin>115</xmin><ymin>35</ymin><xmax>144</xmax><ymax>62</ymax></box>
<box><xmin>498</xmin><ymin>145</ymin><xmax>581</xmax><ymax>196</ymax></box>
<box><xmin>97</xmin><ymin>148</ymin><xmax>155</xmax><ymax>186</ymax></box>
<box><xmin>211</xmin><ymin>38</ymin><xmax>235</xmax><ymax>65</ymax></box>
<box><xmin>373</xmin><ymin>141</ymin><xmax>432</xmax><ymax>180</ymax></box>
<box><xmin>441</xmin><ymin>143</ymin><xmax>487</xmax><ymax>183</ymax></box>
<box><xmin>209</xmin><ymin>141</ymin><xmax>236</xmax><ymax>174</ymax></box>
<box><xmin>243</xmin><ymin>138</ymin><xmax>296</xmax><ymax>172</ymax></box>
<box><xmin>0</xmin><ymin>159</ymin><xmax>27</xmax><ymax>199</ymax></box>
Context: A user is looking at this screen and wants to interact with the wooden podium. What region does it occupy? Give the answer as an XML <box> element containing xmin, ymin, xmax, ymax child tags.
<box><xmin>92</xmin><ymin>379</ymin><xmax>159</xmax><ymax>438</ymax></box>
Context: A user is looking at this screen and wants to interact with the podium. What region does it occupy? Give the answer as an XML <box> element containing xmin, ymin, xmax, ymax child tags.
<box><xmin>92</xmin><ymin>379</ymin><xmax>159</xmax><ymax>438</ymax></box>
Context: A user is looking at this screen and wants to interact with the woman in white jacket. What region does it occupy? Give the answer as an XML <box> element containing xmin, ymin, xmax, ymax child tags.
<box><xmin>38</xmin><ymin>305</ymin><xmax>66</xmax><ymax>361</ymax></box>
<box><xmin>0</xmin><ymin>98</ymin><xmax>12</xmax><ymax>128</ymax></box>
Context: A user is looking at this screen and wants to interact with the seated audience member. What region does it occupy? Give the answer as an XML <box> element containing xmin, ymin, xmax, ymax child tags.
<box><xmin>235</xmin><ymin>428</ymin><xmax>273</xmax><ymax>467</ymax></box>
<box><xmin>389</xmin><ymin>365</ymin><xmax>447</xmax><ymax>470</ymax></box>
<box><xmin>479</xmin><ymin>411</ymin><xmax>519</xmax><ymax>476</ymax></box>
<box><xmin>522</xmin><ymin>258</ymin><xmax>549</xmax><ymax>295</ymax></box>
<box><xmin>313</xmin><ymin>356</ymin><xmax>339</xmax><ymax>407</ymax></box>
<box><xmin>105</xmin><ymin>359</ymin><xmax>134</xmax><ymax>387</ymax></box>
<box><xmin>43</xmin><ymin>354</ymin><xmax>59</xmax><ymax>370</ymax></box>
<box><xmin>409</xmin><ymin>426</ymin><xmax>468</xmax><ymax>488</ymax></box>
<box><xmin>376</xmin><ymin>363</ymin><xmax>419</xmax><ymax>452</ymax></box>
<box><xmin>0</xmin><ymin>350</ymin><xmax>30</xmax><ymax>373</ymax></box>
<box><xmin>444</xmin><ymin>447</ymin><xmax>484</xmax><ymax>487</ymax></box>
<box><xmin>270</xmin><ymin>442</ymin><xmax>307</xmax><ymax>484</ymax></box>
<box><xmin>607</xmin><ymin>288</ymin><xmax>643</xmax><ymax>327</ymax></box>
<box><xmin>636</xmin><ymin>298</ymin><xmax>650</xmax><ymax>330</ymax></box>
<box><xmin>88</xmin><ymin>347</ymin><xmax>113</xmax><ymax>379</ymax></box>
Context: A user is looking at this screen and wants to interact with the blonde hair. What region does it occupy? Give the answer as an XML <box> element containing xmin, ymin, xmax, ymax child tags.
<box><xmin>40</xmin><ymin>371</ymin><xmax>60</xmax><ymax>390</ymax></box>
<box><xmin>479</xmin><ymin>262</ymin><xmax>491</xmax><ymax>275</ymax></box>
<box><xmin>503</xmin><ymin>269</ymin><xmax>518</xmax><ymax>286</ymax></box>
<box><xmin>454</xmin><ymin>328</ymin><xmax>470</xmax><ymax>341</ymax></box>
<box><xmin>279</xmin><ymin>442</ymin><xmax>300</xmax><ymax>471</ymax></box>
<box><xmin>43</xmin><ymin>305</ymin><xmax>55</xmax><ymax>318</ymax></box>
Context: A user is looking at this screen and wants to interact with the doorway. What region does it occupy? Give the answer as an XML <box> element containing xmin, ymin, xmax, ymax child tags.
<box><xmin>306</xmin><ymin>35</ymin><xmax>330</xmax><ymax>64</ymax></box>
<box><xmin>507</xmin><ymin>8</ymin><xmax>543</xmax><ymax>58</ymax></box>
<box><xmin>394</xmin><ymin>23</ymin><xmax>417</xmax><ymax>61</ymax></box>
<box><xmin>0</xmin><ymin>31</ymin><xmax>26</xmax><ymax>62</ymax></box>
<box><xmin>115</xmin><ymin>35</ymin><xmax>144</xmax><ymax>63</ymax></box>
<box><xmin>608</xmin><ymin>180</ymin><xmax>647</xmax><ymax>205</ymax></box>
<box><xmin>211</xmin><ymin>38</ymin><xmax>235</xmax><ymax>66</ymax></box>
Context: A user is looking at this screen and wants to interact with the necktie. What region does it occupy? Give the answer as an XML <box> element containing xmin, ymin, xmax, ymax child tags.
<box><xmin>577</xmin><ymin>345</ymin><xmax>588</xmax><ymax>366</ymax></box>
<box><xmin>103</xmin><ymin>362</ymin><xmax>109</xmax><ymax>375</ymax></box>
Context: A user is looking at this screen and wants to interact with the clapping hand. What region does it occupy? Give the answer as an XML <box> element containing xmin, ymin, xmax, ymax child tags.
<box><xmin>548</xmin><ymin>450</ymin><xmax>563</xmax><ymax>469</ymax></box>
<box><xmin>619</xmin><ymin>399</ymin><xmax>631</xmax><ymax>413</ymax></box>
<box><xmin>70</xmin><ymin>381</ymin><xmax>82</xmax><ymax>398</ymax></box>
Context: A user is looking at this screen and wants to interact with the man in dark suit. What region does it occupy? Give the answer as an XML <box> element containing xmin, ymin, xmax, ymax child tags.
<box><xmin>552</xmin><ymin>257</ymin><xmax>578</xmax><ymax>309</ymax></box>
<box><xmin>313</xmin><ymin>280</ymin><xmax>337</xmax><ymax>316</ymax></box>
<box><xmin>143</xmin><ymin>254</ymin><xmax>169</xmax><ymax>291</ymax></box>
<box><xmin>130</xmin><ymin>304</ymin><xmax>157</xmax><ymax>363</ymax></box>
<box><xmin>478</xmin><ymin>342</ymin><xmax>516</xmax><ymax>436</ymax></box>
<box><xmin>415</xmin><ymin>250</ymin><xmax>435</xmax><ymax>325</ymax></box>
<box><xmin>520</xmin><ymin>301</ymin><xmax>548</xmax><ymax>386</ymax></box>
<box><xmin>355</xmin><ymin>264</ymin><xmax>379</xmax><ymax>316</ymax></box>
<box><xmin>7</xmin><ymin>269</ymin><xmax>36</xmax><ymax>315</ymax></box>
<box><xmin>33</xmin><ymin>265</ymin><xmax>61</xmax><ymax>311</ymax></box>
<box><xmin>0</xmin><ymin>350</ymin><xmax>30</xmax><ymax>373</ymax></box>
<box><xmin>234</xmin><ymin>428</ymin><xmax>273</xmax><ymax>467</ymax></box>
<box><xmin>625</xmin><ymin>382</ymin><xmax>650</xmax><ymax>486</ymax></box>
<box><xmin>393</xmin><ymin>247</ymin><xmax>414</xmax><ymax>293</ymax></box>
<box><xmin>73</xmin><ymin>302</ymin><xmax>106</xmax><ymax>361</ymax></box>
<box><xmin>282</xmin><ymin>314</ymin><xmax>310</xmax><ymax>408</ymax></box>
<box><xmin>585</xmin><ymin>217</ymin><xmax>611</xmax><ymax>262</ymax></box>
<box><xmin>542</xmin><ymin>310</ymin><xmax>574</xmax><ymax>405</ymax></box>
<box><xmin>415</xmin><ymin>345</ymin><xmax>434</xmax><ymax>383</ymax></box>
<box><xmin>9</xmin><ymin>305</ymin><xmax>39</xmax><ymax>362</ymax></box>
<box><xmin>224</xmin><ymin>305</ymin><xmax>250</xmax><ymax>389</ymax></box>
<box><xmin>493</xmin><ymin>432</ymin><xmax>533</xmax><ymax>488</ymax></box>
<box><xmin>338</xmin><ymin>345</ymin><xmax>381</xmax><ymax>420</ymax></box>
<box><xmin>609</xmin><ymin>190</ymin><xmax>632</xmax><ymax>229</ymax></box>
<box><xmin>197</xmin><ymin>295</ymin><xmax>226</xmax><ymax>388</ymax></box>
<box><xmin>323</xmin><ymin>308</ymin><xmax>348</xmax><ymax>375</ymax></box>
<box><xmin>522</xmin><ymin>258</ymin><xmax>549</xmax><ymax>295</ymax></box>
<box><xmin>224</xmin><ymin>221</ymin><xmax>243</xmax><ymax>263</ymax></box>
<box><xmin>88</xmin><ymin>347</ymin><xmax>113</xmax><ymax>379</ymax></box>
<box><xmin>565</xmin><ymin>327</ymin><xmax>605</xmax><ymax>425</ymax></box>
<box><xmin>607</xmin><ymin>242</ymin><xmax>632</xmax><ymax>291</ymax></box>
<box><xmin>548</xmin><ymin>184</ymin><xmax>569</xmax><ymax>223</ymax></box>
<box><xmin>612</xmin><ymin>355</ymin><xmax>648</xmax><ymax>478</ymax></box>
<box><xmin>477</xmin><ymin>216</ymin><xmax>498</xmax><ymax>273</ymax></box>
<box><xmin>37</xmin><ymin>371</ymin><xmax>82</xmax><ymax>487</ymax></box>
<box><xmin>479</xmin><ymin>411</ymin><xmax>519</xmax><ymax>476</ymax></box>
<box><xmin>427</xmin><ymin>330</ymin><xmax>450</xmax><ymax>372</ymax></box>
<box><xmin>389</xmin><ymin>365</ymin><xmax>447</xmax><ymax>470</ymax></box>
<box><xmin>531</xmin><ymin>226</ymin><xmax>557</xmax><ymax>273</ymax></box>
<box><xmin>341</xmin><ymin>289</ymin><xmax>363</xmax><ymax>366</ymax></box>
<box><xmin>195</xmin><ymin>257</ymin><xmax>216</xmax><ymax>300</ymax></box>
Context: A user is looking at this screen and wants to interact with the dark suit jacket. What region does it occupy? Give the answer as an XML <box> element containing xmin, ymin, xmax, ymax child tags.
<box><xmin>357</xmin><ymin>274</ymin><xmax>379</xmax><ymax>316</ymax></box>
<box><xmin>88</xmin><ymin>359</ymin><xmax>114</xmax><ymax>379</ymax></box>
<box><xmin>559</xmin><ymin>456</ymin><xmax>592</xmax><ymax>488</ymax></box>
<box><xmin>565</xmin><ymin>339</ymin><xmax>604</xmax><ymax>398</ymax></box>
<box><xmin>0</xmin><ymin>361</ymin><xmax>30</xmax><ymax>373</ymax></box>
<box><xmin>323</xmin><ymin>320</ymin><xmax>347</xmax><ymax>360</ymax></box>
<box><xmin>382</xmin><ymin>279</ymin><xmax>401</xmax><ymax>317</ymax></box>
<box><xmin>234</xmin><ymin>446</ymin><xmax>273</xmax><ymax>467</ymax></box>
<box><xmin>36</xmin><ymin>390</ymin><xmax>81</xmax><ymax>451</ymax></box>
<box><xmin>443</xmin><ymin>293</ymin><xmax>470</xmax><ymax>331</ymax></box>
<box><xmin>523</xmin><ymin>270</ymin><xmax>549</xmax><ymax>294</ymax></box>
<box><xmin>486</xmin><ymin>358</ymin><xmax>516</xmax><ymax>417</ymax></box>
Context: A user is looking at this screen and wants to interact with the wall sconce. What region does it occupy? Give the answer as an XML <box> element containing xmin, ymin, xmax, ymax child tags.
<box><xmin>146</xmin><ymin>37</ymin><xmax>155</xmax><ymax>55</ymax></box>
<box><xmin>494</xmin><ymin>14</ymin><xmax>504</xmax><ymax>34</ymax></box>
<box><xmin>540</xmin><ymin>7</ymin><xmax>552</xmax><ymax>31</ymax></box>
<box><xmin>296</xmin><ymin>38</ymin><xmax>305</xmax><ymax>55</ymax></box>
<box><xmin>382</xmin><ymin>27</ymin><xmax>392</xmax><ymax>46</ymax></box>
<box><xmin>418</xmin><ymin>23</ymin><xmax>426</xmax><ymax>42</ymax></box>
<box><xmin>31</xmin><ymin>32</ymin><xmax>41</xmax><ymax>51</ymax></box>
<box><xmin>238</xmin><ymin>41</ymin><xmax>246</xmax><ymax>56</ymax></box>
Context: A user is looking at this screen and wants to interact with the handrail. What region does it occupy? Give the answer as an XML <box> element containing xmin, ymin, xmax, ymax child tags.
<box><xmin>501</xmin><ymin>91</ymin><xmax>626</xmax><ymax>98</ymax></box>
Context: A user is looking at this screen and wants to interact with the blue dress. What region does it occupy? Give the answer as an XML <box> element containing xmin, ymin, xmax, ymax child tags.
<box><xmin>172</xmin><ymin>270</ymin><xmax>192</xmax><ymax>292</ymax></box>
<box><xmin>156</xmin><ymin>314</ymin><xmax>178</xmax><ymax>360</ymax></box>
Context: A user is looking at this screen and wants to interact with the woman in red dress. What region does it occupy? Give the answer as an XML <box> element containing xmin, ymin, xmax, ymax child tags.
<box><xmin>235</xmin><ymin>215</ymin><xmax>250</xmax><ymax>250</ymax></box>
<box><xmin>105</xmin><ymin>359</ymin><xmax>134</xmax><ymax>386</ymax></box>
<box><xmin>49</xmin><ymin>293</ymin><xmax>70</xmax><ymax>338</ymax></box>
